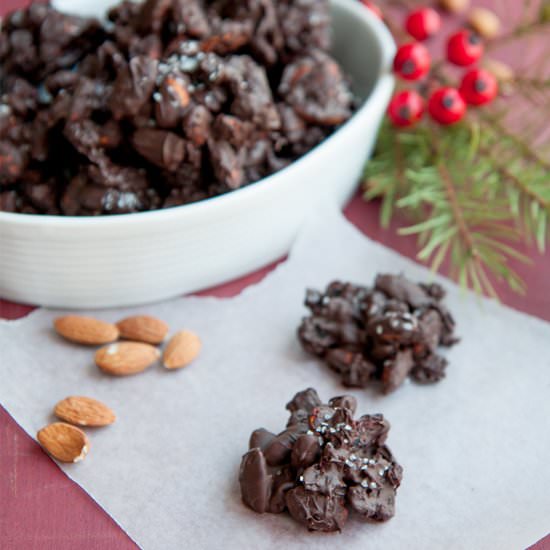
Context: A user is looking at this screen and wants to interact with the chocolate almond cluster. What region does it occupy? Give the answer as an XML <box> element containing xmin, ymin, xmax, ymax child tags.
<box><xmin>298</xmin><ymin>274</ymin><xmax>458</xmax><ymax>393</ymax></box>
<box><xmin>0</xmin><ymin>0</ymin><xmax>353</xmax><ymax>215</ymax></box>
<box><xmin>239</xmin><ymin>388</ymin><xmax>402</xmax><ymax>532</ymax></box>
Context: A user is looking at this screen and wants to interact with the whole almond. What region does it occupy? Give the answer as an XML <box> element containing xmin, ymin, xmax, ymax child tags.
<box><xmin>163</xmin><ymin>330</ymin><xmax>202</xmax><ymax>369</ymax></box>
<box><xmin>468</xmin><ymin>8</ymin><xmax>500</xmax><ymax>39</ymax></box>
<box><xmin>54</xmin><ymin>396</ymin><xmax>116</xmax><ymax>427</ymax></box>
<box><xmin>37</xmin><ymin>422</ymin><xmax>90</xmax><ymax>463</ymax></box>
<box><xmin>483</xmin><ymin>59</ymin><xmax>515</xmax><ymax>83</ymax></box>
<box><xmin>116</xmin><ymin>315</ymin><xmax>169</xmax><ymax>344</ymax></box>
<box><xmin>438</xmin><ymin>0</ymin><xmax>469</xmax><ymax>14</ymax></box>
<box><xmin>95</xmin><ymin>342</ymin><xmax>160</xmax><ymax>376</ymax></box>
<box><xmin>54</xmin><ymin>315</ymin><xmax>119</xmax><ymax>345</ymax></box>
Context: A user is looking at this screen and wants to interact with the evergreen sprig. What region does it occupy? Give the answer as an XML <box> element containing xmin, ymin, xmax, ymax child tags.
<box><xmin>363</xmin><ymin>0</ymin><xmax>550</xmax><ymax>297</ymax></box>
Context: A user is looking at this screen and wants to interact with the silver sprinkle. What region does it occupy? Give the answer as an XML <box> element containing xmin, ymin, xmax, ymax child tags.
<box><xmin>370</xmin><ymin>482</ymin><xmax>378</xmax><ymax>489</ymax></box>
<box><xmin>299</xmin><ymin>476</ymin><xmax>304</xmax><ymax>482</ymax></box>
<box><xmin>360</xmin><ymin>480</ymin><xmax>369</xmax><ymax>488</ymax></box>
<box><xmin>379</xmin><ymin>469</ymin><xmax>386</xmax><ymax>476</ymax></box>
<box><xmin>307</xmin><ymin>430</ymin><xmax>314</xmax><ymax>435</ymax></box>
<box><xmin>376</xmin><ymin>325</ymin><xmax>383</xmax><ymax>335</ymax></box>
<box><xmin>349</xmin><ymin>454</ymin><xmax>357</xmax><ymax>461</ymax></box>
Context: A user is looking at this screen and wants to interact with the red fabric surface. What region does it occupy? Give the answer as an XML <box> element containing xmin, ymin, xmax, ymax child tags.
<box><xmin>1</xmin><ymin>0</ymin><xmax>549</xmax><ymax>547</ymax></box>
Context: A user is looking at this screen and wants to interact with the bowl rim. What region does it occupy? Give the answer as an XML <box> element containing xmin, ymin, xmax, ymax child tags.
<box><xmin>0</xmin><ymin>0</ymin><xmax>395</xmax><ymax>228</ymax></box>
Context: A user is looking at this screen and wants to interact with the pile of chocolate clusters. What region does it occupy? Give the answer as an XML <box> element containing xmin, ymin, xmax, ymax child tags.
<box><xmin>298</xmin><ymin>274</ymin><xmax>458</xmax><ymax>393</ymax></box>
<box><xmin>0</xmin><ymin>0</ymin><xmax>354</xmax><ymax>215</ymax></box>
<box><xmin>239</xmin><ymin>388</ymin><xmax>402</xmax><ymax>532</ymax></box>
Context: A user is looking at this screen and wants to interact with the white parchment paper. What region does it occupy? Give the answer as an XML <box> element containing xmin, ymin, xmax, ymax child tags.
<box><xmin>1</xmin><ymin>207</ymin><xmax>549</xmax><ymax>550</ymax></box>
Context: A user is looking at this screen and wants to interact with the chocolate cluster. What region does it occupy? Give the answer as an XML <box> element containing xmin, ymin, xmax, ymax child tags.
<box><xmin>0</xmin><ymin>0</ymin><xmax>354</xmax><ymax>215</ymax></box>
<box><xmin>239</xmin><ymin>388</ymin><xmax>402</xmax><ymax>532</ymax></box>
<box><xmin>298</xmin><ymin>274</ymin><xmax>458</xmax><ymax>393</ymax></box>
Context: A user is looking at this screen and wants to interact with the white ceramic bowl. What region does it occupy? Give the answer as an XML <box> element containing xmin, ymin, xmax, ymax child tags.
<box><xmin>0</xmin><ymin>0</ymin><xmax>395</xmax><ymax>308</ymax></box>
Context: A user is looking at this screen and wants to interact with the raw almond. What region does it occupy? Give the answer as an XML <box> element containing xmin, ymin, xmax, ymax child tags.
<box><xmin>37</xmin><ymin>422</ymin><xmax>90</xmax><ymax>463</ymax></box>
<box><xmin>163</xmin><ymin>330</ymin><xmax>201</xmax><ymax>369</ymax></box>
<box><xmin>54</xmin><ymin>396</ymin><xmax>116</xmax><ymax>427</ymax></box>
<box><xmin>95</xmin><ymin>341</ymin><xmax>160</xmax><ymax>376</ymax></box>
<box><xmin>54</xmin><ymin>315</ymin><xmax>119</xmax><ymax>345</ymax></box>
<box><xmin>468</xmin><ymin>7</ymin><xmax>500</xmax><ymax>39</ymax></box>
<box><xmin>438</xmin><ymin>0</ymin><xmax>469</xmax><ymax>13</ymax></box>
<box><xmin>116</xmin><ymin>315</ymin><xmax>169</xmax><ymax>344</ymax></box>
<box><xmin>483</xmin><ymin>58</ymin><xmax>515</xmax><ymax>83</ymax></box>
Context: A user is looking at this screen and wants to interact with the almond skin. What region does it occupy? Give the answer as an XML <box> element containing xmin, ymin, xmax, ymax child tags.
<box><xmin>54</xmin><ymin>396</ymin><xmax>116</xmax><ymax>427</ymax></box>
<box><xmin>95</xmin><ymin>342</ymin><xmax>160</xmax><ymax>376</ymax></box>
<box><xmin>468</xmin><ymin>7</ymin><xmax>500</xmax><ymax>39</ymax></box>
<box><xmin>116</xmin><ymin>315</ymin><xmax>169</xmax><ymax>345</ymax></box>
<box><xmin>438</xmin><ymin>0</ymin><xmax>469</xmax><ymax>13</ymax></box>
<box><xmin>37</xmin><ymin>422</ymin><xmax>90</xmax><ymax>463</ymax></box>
<box><xmin>54</xmin><ymin>315</ymin><xmax>119</xmax><ymax>345</ymax></box>
<box><xmin>163</xmin><ymin>330</ymin><xmax>202</xmax><ymax>369</ymax></box>
<box><xmin>484</xmin><ymin>59</ymin><xmax>514</xmax><ymax>83</ymax></box>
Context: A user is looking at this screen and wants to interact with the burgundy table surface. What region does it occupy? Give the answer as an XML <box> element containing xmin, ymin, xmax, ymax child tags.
<box><xmin>1</xmin><ymin>1</ymin><xmax>550</xmax><ymax>548</ymax></box>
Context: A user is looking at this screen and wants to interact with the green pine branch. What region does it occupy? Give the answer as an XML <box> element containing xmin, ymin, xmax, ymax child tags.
<box><xmin>363</xmin><ymin>122</ymin><xmax>544</xmax><ymax>297</ymax></box>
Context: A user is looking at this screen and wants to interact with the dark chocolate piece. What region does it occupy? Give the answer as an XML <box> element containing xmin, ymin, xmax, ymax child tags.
<box><xmin>239</xmin><ymin>448</ymin><xmax>272</xmax><ymax>514</ymax></box>
<box><xmin>239</xmin><ymin>388</ymin><xmax>402</xmax><ymax>533</ymax></box>
<box><xmin>286</xmin><ymin>487</ymin><xmax>348</xmax><ymax>532</ymax></box>
<box><xmin>0</xmin><ymin>0</ymin><xmax>354</xmax><ymax>215</ymax></box>
<box><xmin>291</xmin><ymin>434</ymin><xmax>320</xmax><ymax>469</ymax></box>
<box><xmin>279</xmin><ymin>50</ymin><xmax>353</xmax><ymax>126</ymax></box>
<box><xmin>298</xmin><ymin>274</ymin><xmax>458</xmax><ymax>393</ymax></box>
<box><xmin>249</xmin><ymin>428</ymin><xmax>277</xmax><ymax>451</ymax></box>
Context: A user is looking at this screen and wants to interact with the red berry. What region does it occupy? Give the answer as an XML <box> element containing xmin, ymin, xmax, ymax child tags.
<box><xmin>405</xmin><ymin>8</ymin><xmax>441</xmax><ymax>41</ymax></box>
<box><xmin>393</xmin><ymin>43</ymin><xmax>431</xmax><ymax>81</ymax></box>
<box><xmin>360</xmin><ymin>1</ymin><xmax>383</xmax><ymax>19</ymax></box>
<box><xmin>428</xmin><ymin>87</ymin><xmax>466</xmax><ymax>125</ymax></box>
<box><xmin>459</xmin><ymin>69</ymin><xmax>498</xmax><ymax>105</ymax></box>
<box><xmin>387</xmin><ymin>90</ymin><xmax>425</xmax><ymax>127</ymax></box>
<box><xmin>447</xmin><ymin>30</ymin><xmax>484</xmax><ymax>66</ymax></box>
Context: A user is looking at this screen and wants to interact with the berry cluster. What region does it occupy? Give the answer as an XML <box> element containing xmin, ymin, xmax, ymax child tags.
<box><xmin>362</xmin><ymin>3</ymin><xmax>499</xmax><ymax>128</ymax></box>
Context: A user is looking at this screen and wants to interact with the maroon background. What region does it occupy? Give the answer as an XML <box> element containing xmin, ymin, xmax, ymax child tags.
<box><xmin>1</xmin><ymin>0</ymin><xmax>549</xmax><ymax>548</ymax></box>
